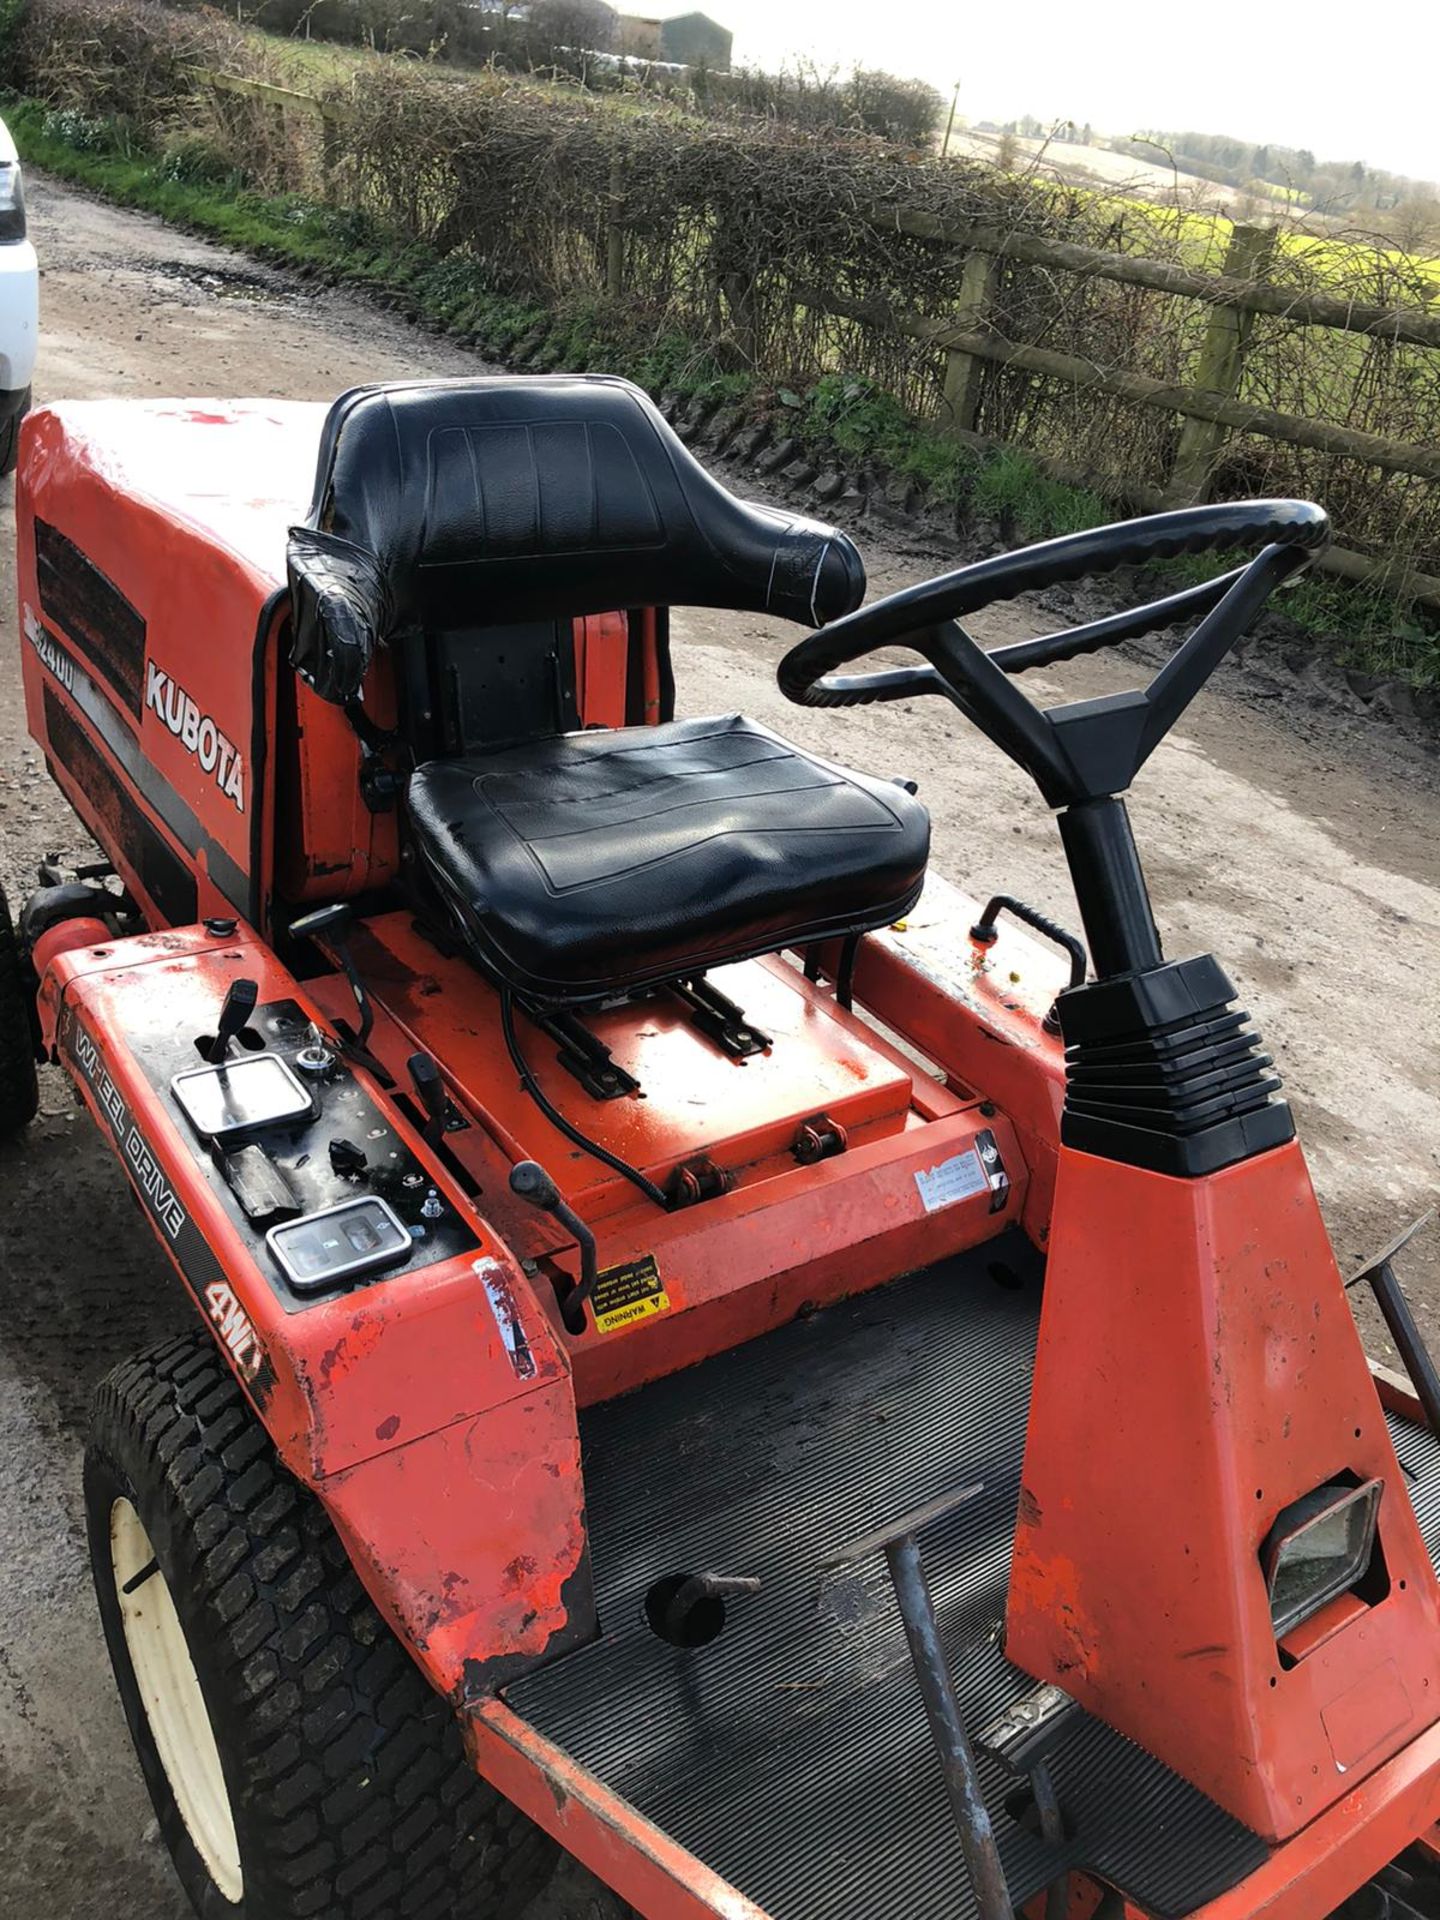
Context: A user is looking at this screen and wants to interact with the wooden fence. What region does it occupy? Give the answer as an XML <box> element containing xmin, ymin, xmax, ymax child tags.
<box><xmin>196</xmin><ymin>67</ymin><xmax>1440</xmax><ymax>609</ymax></box>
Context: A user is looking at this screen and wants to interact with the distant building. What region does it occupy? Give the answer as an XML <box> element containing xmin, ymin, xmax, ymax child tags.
<box><xmin>660</xmin><ymin>11</ymin><xmax>731</xmax><ymax>68</ymax></box>
<box><xmin>617</xmin><ymin>12</ymin><xmax>663</xmax><ymax>57</ymax></box>
<box><xmin>616</xmin><ymin>7</ymin><xmax>731</xmax><ymax>68</ymax></box>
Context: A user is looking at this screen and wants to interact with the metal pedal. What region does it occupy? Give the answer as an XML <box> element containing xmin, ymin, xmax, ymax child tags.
<box><xmin>977</xmin><ymin>1682</ymin><xmax>1079</xmax><ymax>1920</ymax></box>
<box><xmin>976</xmin><ymin>1681</ymin><xmax>1081</xmax><ymax>1775</ymax></box>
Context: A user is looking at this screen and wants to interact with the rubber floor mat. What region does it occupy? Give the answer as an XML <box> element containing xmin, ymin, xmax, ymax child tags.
<box><xmin>507</xmin><ymin>1235</ymin><xmax>1284</xmax><ymax>1919</ymax></box>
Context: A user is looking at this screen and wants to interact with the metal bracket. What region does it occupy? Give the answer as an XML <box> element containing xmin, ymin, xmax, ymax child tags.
<box><xmin>536</xmin><ymin>1007</ymin><xmax>640</xmax><ymax>1101</ymax></box>
<box><xmin>974</xmin><ymin>1127</ymin><xmax>1011</xmax><ymax>1214</ymax></box>
<box><xmin>665</xmin><ymin>1155</ymin><xmax>731</xmax><ymax>1211</ymax></box>
<box><xmin>672</xmin><ymin>975</ymin><xmax>771</xmax><ymax>1060</ymax></box>
<box><xmin>794</xmin><ymin>1112</ymin><xmax>847</xmax><ymax>1165</ymax></box>
<box><xmin>1346</xmin><ymin>1210</ymin><xmax>1440</xmax><ymax>1439</ymax></box>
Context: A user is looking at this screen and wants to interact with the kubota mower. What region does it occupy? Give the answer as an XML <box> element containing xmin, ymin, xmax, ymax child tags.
<box><xmin>9</xmin><ymin>374</ymin><xmax>1440</xmax><ymax>1920</ymax></box>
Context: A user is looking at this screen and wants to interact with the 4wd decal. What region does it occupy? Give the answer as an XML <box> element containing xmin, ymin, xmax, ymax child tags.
<box><xmin>145</xmin><ymin>662</ymin><xmax>246</xmax><ymax>813</ymax></box>
<box><xmin>204</xmin><ymin>1282</ymin><xmax>263</xmax><ymax>1382</ymax></box>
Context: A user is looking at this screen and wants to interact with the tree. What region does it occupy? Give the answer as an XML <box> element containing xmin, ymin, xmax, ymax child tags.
<box><xmin>524</xmin><ymin>0</ymin><xmax>617</xmax><ymax>73</ymax></box>
<box><xmin>845</xmin><ymin>68</ymin><xmax>944</xmax><ymax>146</ymax></box>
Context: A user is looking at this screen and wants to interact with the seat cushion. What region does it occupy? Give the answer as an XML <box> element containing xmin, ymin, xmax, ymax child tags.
<box><xmin>406</xmin><ymin>714</ymin><xmax>930</xmax><ymax>1003</ymax></box>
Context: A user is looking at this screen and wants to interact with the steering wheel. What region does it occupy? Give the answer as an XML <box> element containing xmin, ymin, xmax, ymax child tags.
<box><xmin>777</xmin><ymin>500</ymin><xmax>1329</xmax><ymax>807</ymax></box>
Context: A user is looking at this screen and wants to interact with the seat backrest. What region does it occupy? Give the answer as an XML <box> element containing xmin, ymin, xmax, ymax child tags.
<box><xmin>286</xmin><ymin>376</ymin><xmax>866</xmax><ymax>719</ymax></box>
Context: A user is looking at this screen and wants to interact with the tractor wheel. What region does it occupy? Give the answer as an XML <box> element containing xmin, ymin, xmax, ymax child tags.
<box><xmin>85</xmin><ymin>1329</ymin><xmax>560</xmax><ymax>1920</ymax></box>
<box><xmin>0</xmin><ymin>385</ymin><xmax>30</xmax><ymax>476</ymax></box>
<box><xmin>0</xmin><ymin>879</ymin><xmax>39</xmax><ymax>1135</ymax></box>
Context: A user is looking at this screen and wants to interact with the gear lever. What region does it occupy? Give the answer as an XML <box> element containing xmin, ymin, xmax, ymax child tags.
<box><xmin>289</xmin><ymin>903</ymin><xmax>375</xmax><ymax>1049</ymax></box>
<box><xmin>509</xmin><ymin>1160</ymin><xmax>598</xmax><ymax>1336</ymax></box>
<box><xmin>210</xmin><ymin>977</ymin><xmax>258</xmax><ymax>1061</ymax></box>
<box><xmin>407</xmin><ymin>1051</ymin><xmax>448</xmax><ymax>1149</ymax></box>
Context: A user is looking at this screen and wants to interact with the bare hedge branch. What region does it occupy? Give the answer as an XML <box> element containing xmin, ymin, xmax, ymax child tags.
<box><xmin>12</xmin><ymin>0</ymin><xmax>1440</xmax><ymax>580</ymax></box>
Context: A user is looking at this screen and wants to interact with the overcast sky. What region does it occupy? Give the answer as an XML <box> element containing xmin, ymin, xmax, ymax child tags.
<box><xmin>718</xmin><ymin>0</ymin><xmax>1437</xmax><ymax>185</ymax></box>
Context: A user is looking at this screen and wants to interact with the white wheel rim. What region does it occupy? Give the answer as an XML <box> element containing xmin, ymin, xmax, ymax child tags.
<box><xmin>110</xmin><ymin>1497</ymin><xmax>244</xmax><ymax>1903</ymax></box>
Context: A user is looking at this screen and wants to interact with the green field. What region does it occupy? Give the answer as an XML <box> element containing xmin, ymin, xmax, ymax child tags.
<box><xmin>10</xmin><ymin>2</ymin><xmax>1439</xmax><ymax>682</ymax></box>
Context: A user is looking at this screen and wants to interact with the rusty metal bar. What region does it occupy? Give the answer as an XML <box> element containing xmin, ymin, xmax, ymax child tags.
<box><xmin>885</xmin><ymin>1531</ymin><xmax>1013</xmax><ymax>1920</ymax></box>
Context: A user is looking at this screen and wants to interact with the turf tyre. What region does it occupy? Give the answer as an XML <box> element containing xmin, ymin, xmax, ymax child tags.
<box><xmin>85</xmin><ymin>1328</ymin><xmax>559</xmax><ymax>1920</ymax></box>
<box><xmin>0</xmin><ymin>878</ymin><xmax>38</xmax><ymax>1134</ymax></box>
<box><xmin>0</xmin><ymin>386</ymin><xmax>29</xmax><ymax>476</ymax></box>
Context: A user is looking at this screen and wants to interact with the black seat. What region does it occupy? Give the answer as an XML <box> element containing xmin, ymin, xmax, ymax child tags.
<box><xmin>288</xmin><ymin>374</ymin><xmax>865</xmax><ymax>705</ymax></box>
<box><xmin>286</xmin><ymin>377</ymin><xmax>930</xmax><ymax>1005</ymax></box>
<box><xmin>406</xmin><ymin>714</ymin><xmax>929</xmax><ymax>1003</ymax></box>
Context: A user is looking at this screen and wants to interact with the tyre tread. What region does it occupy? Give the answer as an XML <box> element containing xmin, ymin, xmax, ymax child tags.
<box><xmin>89</xmin><ymin>1329</ymin><xmax>556</xmax><ymax>1920</ymax></box>
<box><xmin>0</xmin><ymin>879</ymin><xmax>38</xmax><ymax>1135</ymax></box>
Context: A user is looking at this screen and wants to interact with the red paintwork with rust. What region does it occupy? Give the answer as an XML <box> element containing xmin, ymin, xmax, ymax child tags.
<box><xmin>1008</xmin><ymin>1140</ymin><xmax>1440</xmax><ymax>1841</ymax></box>
<box><xmin>23</xmin><ymin>395</ymin><xmax>1440</xmax><ymax>1917</ymax></box>
<box><xmin>40</xmin><ymin>925</ymin><xmax>592</xmax><ymax>1696</ymax></box>
<box><xmin>275</xmin><ymin>661</ymin><xmax>401</xmax><ymax>905</ymax></box>
<box><xmin>846</xmin><ymin>881</ymin><xmax>1069</xmax><ymax>1247</ymax></box>
<box><xmin>465</xmin><ymin>1700</ymin><xmax>770</xmax><ymax>1920</ymax></box>
<box><xmin>16</xmin><ymin>403</ymin><xmax>312</xmax><ymax>928</ymax></box>
<box><xmin>304</xmin><ymin>915</ymin><xmax>1026</xmax><ymax>1404</ymax></box>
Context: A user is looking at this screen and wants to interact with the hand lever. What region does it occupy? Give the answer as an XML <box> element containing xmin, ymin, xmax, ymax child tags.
<box><xmin>211</xmin><ymin>977</ymin><xmax>258</xmax><ymax>1061</ymax></box>
<box><xmin>508</xmin><ymin>1160</ymin><xmax>598</xmax><ymax>1337</ymax></box>
<box><xmin>406</xmin><ymin>1051</ymin><xmax>448</xmax><ymax>1149</ymax></box>
<box><xmin>289</xmin><ymin>903</ymin><xmax>374</xmax><ymax>1047</ymax></box>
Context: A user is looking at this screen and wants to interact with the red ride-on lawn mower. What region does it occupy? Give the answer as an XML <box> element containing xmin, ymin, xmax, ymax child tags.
<box><xmin>9</xmin><ymin>374</ymin><xmax>1440</xmax><ymax>1920</ymax></box>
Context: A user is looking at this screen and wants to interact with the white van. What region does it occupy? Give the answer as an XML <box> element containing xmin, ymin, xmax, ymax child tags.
<box><xmin>0</xmin><ymin>114</ymin><xmax>38</xmax><ymax>476</ymax></box>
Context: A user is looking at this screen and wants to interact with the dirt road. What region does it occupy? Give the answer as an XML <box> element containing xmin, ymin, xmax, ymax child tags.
<box><xmin>1</xmin><ymin>172</ymin><xmax>1437</xmax><ymax>1920</ymax></box>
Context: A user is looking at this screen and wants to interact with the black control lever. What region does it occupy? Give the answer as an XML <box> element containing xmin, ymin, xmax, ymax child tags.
<box><xmin>407</xmin><ymin>1051</ymin><xmax>448</xmax><ymax>1149</ymax></box>
<box><xmin>508</xmin><ymin>1160</ymin><xmax>598</xmax><ymax>1337</ymax></box>
<box><xmin>289</xmin><ymin>903</ymin><xmax>375</xmax><ymax>1048</ymax></box>
<box><xmin>210</xmin><ymin>977</ymin><xmax>258</xmax><ymax>1061</ymax></box>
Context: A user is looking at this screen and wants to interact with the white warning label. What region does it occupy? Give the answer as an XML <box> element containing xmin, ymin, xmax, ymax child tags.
<box><xmin>914</xmin><ymin>1149</ymin><xmax>989</xmax><ymax>1213</ymax></box>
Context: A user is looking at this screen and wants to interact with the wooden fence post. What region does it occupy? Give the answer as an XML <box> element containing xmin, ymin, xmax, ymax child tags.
<box><xmin>939</xmin><ymin>249</ymin><xmax>999</xmax><ymax>437</ymax></box>
<box><xmin>320</xmin><ymin>107</ymin><xmax>340</xmax><ymax>200</ymax></box>
<box><xmin>1166</xmin><ymin>222</ymin><xmax>1278</xmax><ymax>505</ymax></box>
<box><xmin>605</xmin><ymin>156</ymin><xmax>626</xmax><ymax>301</ymax></box>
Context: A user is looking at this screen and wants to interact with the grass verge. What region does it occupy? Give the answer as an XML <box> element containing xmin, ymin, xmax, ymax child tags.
<box><xmin>9</xmin><ymin>93</ymin><xmax>1437</xmax><ymax>697</ymax></box>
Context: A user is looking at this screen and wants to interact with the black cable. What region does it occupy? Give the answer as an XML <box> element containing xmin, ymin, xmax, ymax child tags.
<box><xmin>499</xmin><ymin>988</ymin><xmax>669</xmax><ymax>1210</ymax></box>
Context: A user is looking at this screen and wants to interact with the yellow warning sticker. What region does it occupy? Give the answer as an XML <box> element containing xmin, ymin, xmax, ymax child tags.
<box><xmin>592</xmin><ymin>1252</ymin><xmax>671</xmax><ymax>1335</ymax></box>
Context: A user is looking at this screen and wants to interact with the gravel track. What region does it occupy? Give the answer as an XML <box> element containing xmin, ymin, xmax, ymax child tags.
<box><xmin>1</xmin><ymin>171</ymin><xmax>1437</xmax><ymax>1920</ymax></box>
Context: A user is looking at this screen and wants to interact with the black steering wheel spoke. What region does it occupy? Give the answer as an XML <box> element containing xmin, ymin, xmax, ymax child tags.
<box><xmin>991</xmin><ymin>567</ymin><xmax>1249</xmax><ymax>677</ymax></box>
<box><xmin>800</xmin><ymin>661</ymin><xmax>954</xmax><ymax>707</ymax></box>
<box><xmin>777</xmin><ymin>499</ymin><xmax>1329</xmax><ymax>808</ymax></box>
